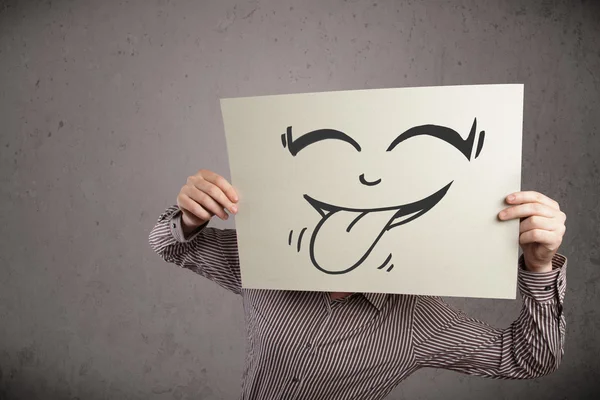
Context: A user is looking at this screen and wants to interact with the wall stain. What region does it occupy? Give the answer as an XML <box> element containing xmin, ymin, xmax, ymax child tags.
<box><xmin>242</xmin><ymin>7</ymin><xmax>257</xmax><ymax>19</ymax></box>
<box><xmin>78</xmin><ymin>361</ymin><xmax>90</xmax><ymax>376</ymax></box>
<box><xmin>16</xmin><ymin>346</ymin><xmax>35</xmax><ymax>367</ymax></box>
<box><xmin>151</xmin><ymin>386</ymin><xmax>172</xmax><ymax>394</ymax></box>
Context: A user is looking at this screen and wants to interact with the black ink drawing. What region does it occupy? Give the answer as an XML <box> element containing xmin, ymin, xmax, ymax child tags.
<box><xmin>284</xmin><ymin>119</ymin><xmax>485</xmax><ymax>275</ymax></box>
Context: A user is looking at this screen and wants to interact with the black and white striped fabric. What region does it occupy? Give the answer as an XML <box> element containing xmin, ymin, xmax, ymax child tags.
<box><xmin>149</xmin><ymin>205</ymin><xmax>567</xmax><ymax>400</ymax></box>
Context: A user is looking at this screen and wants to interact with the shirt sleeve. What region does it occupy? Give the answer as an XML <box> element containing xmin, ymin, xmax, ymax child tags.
<box><xmin>412</xmin><ymin>254</ymin><xmax>567</xmax><ymax>379</ymax></box>
<box><xmin>148</xmin><ymin>205</ymin><xmax>242</xmax><ymax>295</ymax></box>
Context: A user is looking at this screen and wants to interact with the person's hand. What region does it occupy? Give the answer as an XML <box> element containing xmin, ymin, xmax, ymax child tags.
<box><xmin>176</xmin><ymin>169</ymin><xmax>238</xmax><ymax>233</ymax></box>
<box><xmin>498</xmin><ymin>191</ymin><xmax>566</xmax><ymax>272</ymax></box>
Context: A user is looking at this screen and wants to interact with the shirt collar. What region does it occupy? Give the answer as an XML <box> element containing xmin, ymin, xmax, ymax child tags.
<box><xmin>362</xmin><ymin>293</ymin><xmax>388</xmax><ymax>311</ymax></box>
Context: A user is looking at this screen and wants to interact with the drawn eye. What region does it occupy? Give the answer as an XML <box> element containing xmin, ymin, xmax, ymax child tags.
<box><xmin>387</xmin><ymin>118</ymin><xmax>485</xmax><ymax>161</ymax></box>
<box><xmin>282</xmin><ymin>126</ymin><xmax>362</xmax><ymax>156</ymax></box>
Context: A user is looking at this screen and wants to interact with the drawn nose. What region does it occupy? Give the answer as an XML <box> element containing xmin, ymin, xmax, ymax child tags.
<box><xmin>359</xmin><ymin>173</ymin><xmax>382</xmax><ymax>187</ymax></box>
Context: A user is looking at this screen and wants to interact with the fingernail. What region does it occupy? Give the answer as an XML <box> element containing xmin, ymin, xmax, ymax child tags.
<box><xmin>231</xmin><ymin>205</ymin><xmax>238</xmax><ymax>213</ymax></box>
<box><xmin>499</xmin><ymin>211</ymin><xmax>507</xmax><ymax>219</ymax></box>
<box><xmin>507</xmin><ymin>195</ymin><xmax>515</xmax><ymax>202</ymax></box>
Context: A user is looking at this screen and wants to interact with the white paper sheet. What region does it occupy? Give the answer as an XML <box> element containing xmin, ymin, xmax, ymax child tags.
<box><xmin>221</xmin><ymin>84</ymin><xmax>523</xmax><ymax>299</ymax></box>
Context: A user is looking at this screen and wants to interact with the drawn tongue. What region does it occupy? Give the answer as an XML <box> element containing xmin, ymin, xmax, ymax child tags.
<box><xmin>312</xmin><ymin>209</ymin><xmax>398</xmax><ymax>273</ymax></box>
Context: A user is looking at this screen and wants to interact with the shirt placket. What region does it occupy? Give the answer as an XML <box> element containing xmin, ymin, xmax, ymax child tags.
<box><xmin>278</xmin><ymin>294</ymin><xmax>335</xmax><ymax>399</ymax></box>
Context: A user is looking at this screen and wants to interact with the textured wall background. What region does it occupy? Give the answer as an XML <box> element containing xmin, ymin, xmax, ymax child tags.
<box><xmin>1</xmin><ymin>0</ymin><xmax>599</xmax><ymax>399</ymax></box>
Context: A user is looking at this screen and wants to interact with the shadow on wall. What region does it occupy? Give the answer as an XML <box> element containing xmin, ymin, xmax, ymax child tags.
<box><xmin>0</xmin><ymin>363</ymin><xmax>219</xmax><ymax>400</ymax></box>
<box><xmin>0</xmin><ymin>365</ymin><xmax>79</xmax><ymax>400</ymax></box>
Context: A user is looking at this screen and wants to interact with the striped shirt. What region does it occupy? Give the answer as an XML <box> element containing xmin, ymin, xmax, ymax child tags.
<box><xmin>149</xmin><ymin>205</ymin><xmax>567</xmax><ymax>400</ymax></box>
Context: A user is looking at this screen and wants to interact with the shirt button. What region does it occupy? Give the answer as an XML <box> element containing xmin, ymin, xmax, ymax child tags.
<box><xmin>172</xmin><ymin>223</ymin><xmax>176</xmax><ymax>228</ymax></box>
<box><xmin>559</xmin><ymin>279</ymin><xmax>564</xmax><ymax>286</ymax></box>
<box><xmin>544</xmin><ymin>285</ymin><xmax>552</xmax><ymax>291</ymax></box>
<box><xmin>305</xmin><ymin>343</ymin><xmax>312</xmax><ymax>349</ymax></box>
<box><xmin>291</xmin><ymin>377</ymin><xmax>300</xmax><ymax>383</ymax></box>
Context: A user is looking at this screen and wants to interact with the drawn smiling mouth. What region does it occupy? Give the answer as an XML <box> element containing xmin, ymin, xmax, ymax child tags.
<box><xmin>301</xmin><ymin>182</ymin><xmax>453</xmax><ymax>275</ymax></box>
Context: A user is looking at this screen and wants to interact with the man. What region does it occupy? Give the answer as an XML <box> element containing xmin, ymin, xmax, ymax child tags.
<box><xmin>149</xmin><ymin>168</ymin><xmax>567</xmax><ymax>400</ymax></box>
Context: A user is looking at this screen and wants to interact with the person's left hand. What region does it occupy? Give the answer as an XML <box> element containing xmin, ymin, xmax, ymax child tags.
<box><xmin>498</xmin><ymin>191</ymin><xmax>567</xmax><ymax>273</ymax></box>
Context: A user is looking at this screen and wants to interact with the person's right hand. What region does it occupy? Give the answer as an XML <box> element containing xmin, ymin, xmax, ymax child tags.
<box><xmin>176</xmin><ymin>169</ymin><xmax>238</xmax><ymax>232</ymax></box>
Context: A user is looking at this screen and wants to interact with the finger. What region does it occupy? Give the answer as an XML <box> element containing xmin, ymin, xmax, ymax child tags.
<box><xmin>200</xmin><ymin>170</ymin><xmax>239</xmax><ymax>204</ymax></box>
<box><xmin>499</xmin><ymin>202</ymin><xmax>556</xmax><ymax>220</ymax></box>
<box><xmin>180</xmin><ymin>207</ymin><xmax>205</xmax><ymax>226</ymax></box>
<box><xmin>519</xmin><ymin>229</ymin><xmax>561</xmax><ymax>251</ymax></box>
<box><xmin>506</xmin><ymin>191</ymin><xmax>560</xmax><ymax>210</ymax></box>
<box><xmin>177</xmin><ymin>193</ymin><xmax>212</xmax><ymax>222</ymax></box>
<box><xmin>519</xmin><ymin>215</ymin><xmax>560</xmax><ymax>233</ymax></box>
<box><xmin>193</xmin><ymin>179</ymin><xmax>237</xmax><ymax>215</ymax></box>
<box><xmin>187</xmin><ymin>184</ymin><xmax>229</xmax><ymax>220</ymax></box>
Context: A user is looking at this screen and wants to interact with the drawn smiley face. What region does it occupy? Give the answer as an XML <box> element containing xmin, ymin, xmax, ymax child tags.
<box><xmin>282</xmin><ymin>119</ymin><xmax>486</xmax><ymax>275</ymax></box>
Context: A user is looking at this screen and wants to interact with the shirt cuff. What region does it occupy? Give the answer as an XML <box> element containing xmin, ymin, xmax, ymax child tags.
<box><xmin>517</xmin><ymin>253</ymin><xmax>567</xmax><ymax>304</ymax></box>
<box><xmin>169</xmin><ymin>209</ymin><xmax>208</xmax><ymax>243</ymax></box>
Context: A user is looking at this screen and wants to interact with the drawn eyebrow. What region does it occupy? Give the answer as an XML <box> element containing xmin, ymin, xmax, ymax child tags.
<box><xmin>386</xmin><ymin>118</ymin><xmax>484</xmax><ymax>161</ymax></box>
<box><xmin>281</xmin><ymin>126</ymin><xmax>362</xmax><ymax>156</ymax></box>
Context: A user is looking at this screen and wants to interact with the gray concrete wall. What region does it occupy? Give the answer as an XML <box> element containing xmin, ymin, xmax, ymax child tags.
<box><xmin>1</xmin><ymin>0</ymin><xmax>598</xmax><ymax>399</ymax></box>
